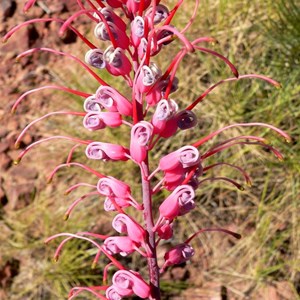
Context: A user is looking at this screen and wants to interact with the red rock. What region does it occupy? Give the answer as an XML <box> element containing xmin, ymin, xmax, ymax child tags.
<box><xmin>7</xmin><ymin>149</ymin><xmax>22</xmax><ymax>161</ymax></box>
<box><xmin>21</xmin><ymin>133</ymin><xmax>33</xmax><ymax>146</ymax></box>
<box><xmin>0</xmin><ymin>0</ymin><xmax>16</xmax><ymax>21</ymax></box>
<box><xmin>6</xmin><ymin>119</ymin><xmax>19</xmax><ymax>131</ymax></box>
<box><xmin>0</xmin><ymin>128</ymin><xmax>8</xmax><ymax>139</ymax></box>
<box><xmin>0</xmin><ymin>140</ymin><xmax>10</xmax><ymax>153</ymax></box>
<box><xmin>8</xmin><ymin>165</ymin><xmax>38</xmax><ymax>180</ymax></box>
<box><xmin>276</xmin><ymin>281</ymin><xmax>297</xmax><ymax>299</ymax></box>
<box><xmin>0</xmin><ymin>152</ymin><xmax>12</xmax><ymax>170</ymax></box>
<box><xmin>4</xmin><ymin>181</ymin><xmax>36</xmax><ymax>211</ymax></box>
<box><xmin>0</xmin><ymin>259</ymin><xmax>20</xmax><ymax>288</ymax></box>
<box><xmin>0</xmin><ymin>186</ymin><xmax>8</xmax><ymax>206</ymax></box>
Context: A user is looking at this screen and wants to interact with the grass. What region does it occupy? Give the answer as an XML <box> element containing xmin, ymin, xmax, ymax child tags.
<box><xmin>1</xmin><ymin>0</ymin><xmax>299</xmax><ymax>299</ymax></box>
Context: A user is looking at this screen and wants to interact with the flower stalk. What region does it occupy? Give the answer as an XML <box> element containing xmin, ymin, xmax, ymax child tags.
<box><xmin>141</xmin><ymin>159</ymin><xmax>161</xmax><ymax>299</ymax></box>
<box><xmin>6</xmin><ymin>1</ymin><xmax>290</xmax><ymax>299</ymax></box>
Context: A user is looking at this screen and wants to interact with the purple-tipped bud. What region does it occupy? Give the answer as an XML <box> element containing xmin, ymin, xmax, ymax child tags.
<box><xmin>103</xmin><ymin>46</ymin><xmax>132</xmax><ymax>76</ymax></box>
<box><xmin>97</xmin><ymin>177</ymin><xmax>131</xmax><ymax>199</ymax></box>
<box><xmin>146</xmin><ymin>4</ymin><xmax>170</xmax><ymax>24</ymax></box>
<box><xmin>130</xmin><ymin>121</ymin><xmax>153</xmax><ymax>163</ymax></box>
<box><xmin>136</xmin><ymin>63</ymin><xmax>162</xmax><ymax>93</ymax></box>
<box><xmin>112</xmin><ymin>214</ymin><xmax>146</xmax><ymax>244</ymax></box>
<box><xmin>176</xmin><ymin>110</ymin><xmax>198</xmax><ymax>130</ymax></box>
<box><xmin>85</xmin><ymin>49</ymin><xmax>106</xmax><ymax>69</ymax></box>
<box><xmin>158</xmin><ymin>185</ymin><xmax>195</xmax><ymax>221</ymax></box>
<box><xmin>104</xmin><ymin>236</ymin><xmax>137</xmax><ymax>256</ymax></box>
<box><xmin>131</xmin><ymin>16</ymin><xmax>145</xmax><ymax>47</ymax></box>
<box><xmin>86</xmin><ymin>142</ymin><xmax>129</xmax><ymax>161</ymax></box>
<box><xmin>83</xmin><ymin>113</ymin><xmax>106</xmax><ymax>130</ymax></box>
<box><xmin>96</xmin><ymin>86</ymin><xmax>132</xmax><ymax>116</ymax></box>
<box><xmin>111</xmin><ymin>270</ymin><xmax>150</xmax><ymax>299</ymax></box>
<box><xmin>152</xmin><ymin>99</ymin><xmax>178</xmax><ymax>134</ymax></box>
<box><xmin>94</xmin><ymin>22</ymin><xmax>129</xmax><ymax>49</ymax></box>
<box><xmin>163</xmin><ymin>243</ymin><xmax>195</xmax><ymax>269</ymax></box>
<box><xmin>83</xmin><ymin>95</ymin><xmax>102</xmax><ymax>112</ymax></box>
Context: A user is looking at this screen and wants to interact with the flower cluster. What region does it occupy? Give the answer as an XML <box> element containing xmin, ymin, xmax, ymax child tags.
<box><xmin>5</xmin><ymin>0</ymin><xmax>290</xmax><ymax>299</ymax></box>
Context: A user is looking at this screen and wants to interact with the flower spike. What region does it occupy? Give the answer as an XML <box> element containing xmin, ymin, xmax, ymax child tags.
<box><xmin>7</xmin><ymin>2</ymin><xmax>289</xmax><ymax>299</ymax></box>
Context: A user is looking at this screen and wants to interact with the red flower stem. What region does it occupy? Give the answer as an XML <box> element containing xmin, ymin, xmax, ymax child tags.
<box><xmin>141</xmin><ymin>159</ymin><xmax>161</xmax><ymax>300</ymax></box>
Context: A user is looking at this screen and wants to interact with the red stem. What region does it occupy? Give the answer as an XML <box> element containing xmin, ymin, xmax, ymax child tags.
<box><xmin>141</xmin><ymin>160</ymin><xmax>161</xmax><ymax>299</ymax></box>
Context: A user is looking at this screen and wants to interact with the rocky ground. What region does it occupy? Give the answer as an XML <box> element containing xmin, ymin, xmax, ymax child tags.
<box><xmin>0</xmin><ymin>0</ymin><xmax>83</xmax><ymax>297</ymax></box>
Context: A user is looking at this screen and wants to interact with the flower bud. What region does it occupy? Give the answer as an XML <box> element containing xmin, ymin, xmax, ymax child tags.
<box><xmin>85</xmin><ymin>49</ymin><xmax>106</xmax><ymax>69</ymax></box>
<box><xmin>163</xmin><ymin>243</ymin><xmax>195</xmax><ymax>268</ymax></box>
<box><xmin>104</xmin><ymin>236</ymin><xmax>137</xmax><ymax>256</ymax></box>
<box><xmin>112</xmin><ymin>270</ymin><xmax>150</xmax><ymax>299</ymax></box>
<box><xmin>97</xmin><ymin>177</ymin><xmax>131</xmax><ymax>199</ymax></box>
<box><xmin>96</xmin><ymin>86</ymin><xmax>132</xmax><ymax>116</ymax></box>
<box><xmin>131</xmin><ymin>16</ymin><xmax>145</xmax><ymax>47</ymax></box>
<box><xmin>103</xmin><ymin>46</ymin><xmax>132</xmax><ymax>76</ymax></box>
<box><xmin>83</xmin><ymin>95</ymin><xmax>102</xmax><ymax>112</ymax></box>
<box><xmin>112</xmin><ymin>214</ymin><xmax>146</xmax><ymax>244</ymax></box>
<box><xmin>86</xmin><ymin>142</ymin><xmax>129</xmax><ymax>161</ymax></box>
<box><xmin>176</xmin><ymin>110</ymin><xmax>198</xmax><ymax>130</ymax></box>
<box><xmin>130</xmin><ymin>121</ymin><xmax>153</xmax><ymax>163</ymax></box>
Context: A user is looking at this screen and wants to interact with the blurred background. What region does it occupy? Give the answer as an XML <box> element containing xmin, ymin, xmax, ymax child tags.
<box><xmin>0</xmin><ymin>0</ymin><xmax>299</xmax><ymax>299</ymax></box>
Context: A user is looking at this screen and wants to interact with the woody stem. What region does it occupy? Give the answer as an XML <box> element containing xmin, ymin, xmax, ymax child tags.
<box><xmin>141</xmin><ymin>158</ymin><xmax>161</xmax><ymax>299</ymax></box>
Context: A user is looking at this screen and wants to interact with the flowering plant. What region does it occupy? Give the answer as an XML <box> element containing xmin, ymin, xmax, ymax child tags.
<box><xmin>4</xmin><ymin>0</ymin><xmax>290</xmax><ymax>299</ymax></box>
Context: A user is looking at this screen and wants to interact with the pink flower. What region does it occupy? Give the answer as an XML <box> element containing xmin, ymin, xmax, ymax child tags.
<box><xmin>130</xmin><ymin>121</ymin><xmax>153</xmax><ymax>163</ymax></box>
<box><xmin>103</xmin><ymin>46</ymin><xmax>132</xmax><ymax>76</ymax></box>
<box><xmin>85</xmin><ymin>49</ymin><xmax>106</xmax><ymax>69</ymax></box>
<box><xmin>112</xmin><ymin>214</ymin><xmax>146</xmax><ymax>244</ymax></box>
<box><xmin>136</xmin><ymin>63</ymin><xmax>162</xmax><ymax>94</ymax></box>
<box><xmin>151</xmin><ymin>99</ymin><xmax>178</xmax><ymax>134</ymax></box>
<box><xmin>130</xmin><ymin>16</ymin><xmax>145</xmax><ymax>47</ymax></box>
<box><xmin>95</xmin><ymin>7</ymin><xmax>127</xmax><ymax>32</ymax></box>
<box><xmin>162</xmin><ymin>243</ymin><xmax>195</xmax><ymax>271</ymax></box>
<box><xmin>95</xmin><ymin>86</ymin><xmax>132</xmax><ymax>116</ymax></box>
<box><xmin>104</xmin><ymin>236</ymin><xmax>139</xmax><ymax>256</ymax></box>
<box><xmin>83</xmin><ymin>112</ymin><xmax>122</xmax><ymax>131</ymax></box>
<box><xmin>110</xmin><ymin>270</ymin><xmax>150</xmax><ymax>299</ymax></box>
<box><xmin>103</xmin><ymin>196</ymin><xmax>131</xmax><ymax>211</ymax></box>
<box><xmin>158</xmin><ymin>145</ymin><xmax>201</xmax><ymax>190</ymax></box>
<box><xmin>159</xmin><ymin>145</ymin><xmax>200</xmax><ymax>171</ymax></box>
<box><xmin>158</xmin><ymin>185</ymin><xmax>195</xmax><ymax>220</ymax></box>
<box><xmin>106</xmin><ymin>286</ymin><xmax>123</xmax><ymax>300</ymax></box>
<box><xmin>156</xmin><ymin>223</ymin><xmax>173</xmax><ymax>240</ymax></box>
<box><xmin>94</xmin><ymin>22</ymin><xmax>130</xmax><ymax>49</ymax></box>
<box><xmin>83</xmin><ymin>95</ymin><xmax>103</xmax><ymax>112</ymax></box>
<box><xmin>85</xmin><ymin>142</ymin><xmax>129</xmax><ymax>161</ymax></box>
<box><xmin>97</xmin><ymin>177</ymin><xmax>131</xmax><ymax>199</ymax></box>
<box><xmin>153</xmin><ymin>185</ymin><xmax>195</xmax><ymax>232</ymax></box>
